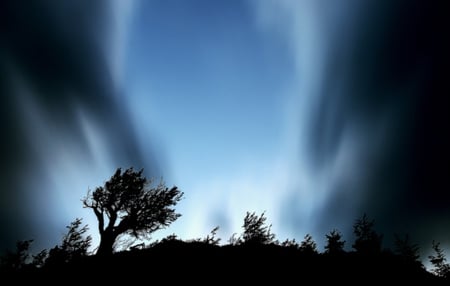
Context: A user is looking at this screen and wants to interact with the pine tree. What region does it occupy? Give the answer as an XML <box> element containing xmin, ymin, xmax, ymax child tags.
<box><xmin>299</xmin><ymin>234</ymin><xmax>318</xmax><ymax>254</ymax></box>
<box><xmin>325</xmin><ymin>229</ymin><xmax>345</xmax><ymax>254</ymax></box>
<box><xmin>352</xmin><ymin>214</ymin><xmax>382</xmax><ymax>254</ymax></box>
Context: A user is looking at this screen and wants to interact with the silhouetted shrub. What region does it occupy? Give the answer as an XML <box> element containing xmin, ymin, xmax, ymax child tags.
<box><xmin>31</xmin><ymin>249</ymin><xmax>48</xmax><ymax>268</ymax></box>
<box><xmin>0</xmin><ymin>240</ymin><xmax>33</xmax><ymax>271</ymax></box>
<box><xmin>228</xmin><ymin>233</ymin><xmax>241</xmax><ymax>245</ymax></box>
<box><xmin>280</xmin><ymin>238</ymin><xmax>299</xmax><ymax>249</ymax></box>
<box><xmin>46</xmin><ymin>218</ymin><xmax>91</xmax><ymax>265</ymax></box>
<box><xmin>429</xmin><ymin>240</ymin><xmax>450</xmax><ymax>278</ymax></box>
<box><xmin>242</xmin><ymin>211</ymin><xmax>275</xmax><ymax>245</ymax></box>
<box><xmin>202</xmin><ymin>226</ymin><xmax>221</xmax><ymax>245</ymax></box>
<box><xmin>162</xmin><ymin>233</ymin><xmax>178</xmax><ymax>242</ymax></box>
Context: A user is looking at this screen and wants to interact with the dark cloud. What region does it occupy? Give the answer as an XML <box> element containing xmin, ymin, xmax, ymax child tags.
<box><xmin>311</xmin><ymin>1</ymin><xmax>450</xmax><ymax>246</ymax></box>
<box><xmin>0</xmin><ymin>1</ymin><xmax>157</xmax><ymax>251</ymax></box>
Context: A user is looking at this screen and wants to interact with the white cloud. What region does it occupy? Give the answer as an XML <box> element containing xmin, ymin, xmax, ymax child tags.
<box><xmin>109</xmin><ymin>0</ymin><xmax>138</xmax><ymax>88</ymax></box>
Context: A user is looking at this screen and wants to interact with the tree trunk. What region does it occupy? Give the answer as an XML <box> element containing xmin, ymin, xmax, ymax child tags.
<box><xmin>96</xmin><ymin>229</ymin><xmax>117</xmax><ymax>256</ymax></box>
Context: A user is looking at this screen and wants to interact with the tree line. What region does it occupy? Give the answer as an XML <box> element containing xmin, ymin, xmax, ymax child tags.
<box><xmin>1</xmin><ymin>167</ymin><xmax>449</xmax><ymax>280</ymax></box>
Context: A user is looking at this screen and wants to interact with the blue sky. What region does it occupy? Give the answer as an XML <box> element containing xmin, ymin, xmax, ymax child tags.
<box><xmin>126</xmin><ymin>0</ymin><xmax>291</xmax><ymax>176</ymax></box>
<box><xmin>123</xmin><ymin>0</ymin><xmax>299</xmax><ymax>240</ymax></box>
<box><xmin>105</xmin><ymin>0</ymin><xmax>365</xmax><ymax>245</ymax></box>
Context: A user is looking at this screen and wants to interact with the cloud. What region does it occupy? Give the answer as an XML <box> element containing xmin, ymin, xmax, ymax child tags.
<box><xmin>0</xmin><ymin>0</ymin><xmax>154</xmax><ymax>251</ymax></box>
<box><xmin>252</xmin><ymin>0</ymin><xmax>450</xmax><ymax>250</ymax></box>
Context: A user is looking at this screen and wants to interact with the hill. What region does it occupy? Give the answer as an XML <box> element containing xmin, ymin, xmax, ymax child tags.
<box><xmin>3</xmin><ymin>239</ymin><xmax>445</xmax><ymax>284</ymax></box>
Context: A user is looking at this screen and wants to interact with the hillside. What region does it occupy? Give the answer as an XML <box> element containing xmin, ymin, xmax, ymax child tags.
<box><xmin>3</xmin><ymin>240</ymin><xmax>446</xmax><ymax>284</ymax></box>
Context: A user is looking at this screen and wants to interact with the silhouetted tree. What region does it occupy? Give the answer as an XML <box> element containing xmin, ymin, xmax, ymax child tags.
<box><xmin>394</xmin><ymin>234</ymin><xmax>421</xmax><ymax>265</ymax></box>
<box><xmin>0</xmin><ymin>240</ymin><xmax>33</xmax><ymax>271</ymax></box>
<box><xmin>242</xmin><ymin>211</ymin><xmax>275</xmax><ymax>245</ymax></box>
<box><xmin>46</xmin><ymin>218</ymin><xmax>91</xmax><ymax>265</ymax></box>
<box><xmin>324</xmin><ymin>229</ymin><xmax>346</xmax><ymax>254</ymax></box>
<box><xmin>352</xmin><ymin>214</ymin><xmax>382</xmax><ymax>254</ymax></box>
<box><xmin>429</xmin><ymin>241</ymin><xmax>450</xmax><ymax>278</ymax></box>
<box><xmin>83</xmin><ymin>168</ymin><xmax>183</xmax><ymax>255</ymax></box>
<box><xmin>299</xmin><ymin>234</ymin><xmax>318</xmax><ymax>254</ymax></box>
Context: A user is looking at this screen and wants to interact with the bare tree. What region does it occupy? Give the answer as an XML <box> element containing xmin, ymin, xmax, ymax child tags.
<box><xmin>83</xmin><ymin>168</ymin><xmax>183</xmax><ymax>255</ymax></box>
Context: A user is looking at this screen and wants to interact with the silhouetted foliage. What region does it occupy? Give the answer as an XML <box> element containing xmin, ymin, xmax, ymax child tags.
<box><xmin>0</xmin><ymin>164</ymin><xmax>446</xmax><ymax>283</ymax></box>
<box><xmin>202</xmin><ymin>226</ymin><xmax>221</xmax><ymax>245</ymax></box>
<box><xmin>0</xmin><ymin>240</ymin><xmax>33</xmax><ymax>271</ymax></box>
<box><xmin>82</xmin><ymin>167</ymin><xmax>183</xmax><ymax>255</ymax></box>
<box><xmin>280</xmin><ymin>238</ymin><xmax>299</xmax><ymax>249</ymax></box>
<box><xmin>1</xmin><ymin>208</ymin><xmax>444</xmax><ymax>283</ymax></box>
<box><xmin>394</xmin><ymin>234</ymin><xmax>421</xmax><ymax>265</ymax></box>
<box><xmin>46</xmin><ymin>218</ymin><xmax>91</xmax><ymax>265</ymax></box>
<box><xmin>163</xmin><ymin>233</ymin><xmax>179</xmax><ymax>242</ymax></box>
<box><xmin>352</xmin><ymin>214</ymin><xmax>382</xmax><ymax>254</ymax></box>
<box><xmin>299</xmin><ymin>234</ymin><xmax>318</xmax><ymax>255</ymax></box>
<box><xmin>31</xmin><ymin>249</ymin><xmax>48</xmax><ymax>268</ymax></box>
<box><xmin>428</xmin><ymin>241</ymin><xmax>450</xmax><ymax>278</ymax></box>
<box><xmin>324</xmin><ymin>229</ymin><xmax>345</xmax><ymax>254</ymax></box>
<box><xmin>242</xmin><ymin>211</ymin><xmax>275</xmax><ymax>245</ymax></box>
<box><xmin>228</xmin><ymin>233</ymin><xmax>241</xmax><ymax>245</ymax></box>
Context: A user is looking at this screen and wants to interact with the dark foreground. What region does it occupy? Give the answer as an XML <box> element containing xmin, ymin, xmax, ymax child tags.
<box><xmin>3</xmin><ymin>240</ymin><xmax>446</xmax><ymax>284</ymax></box>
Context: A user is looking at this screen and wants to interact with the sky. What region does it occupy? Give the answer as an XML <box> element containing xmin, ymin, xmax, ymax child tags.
<box><xmin>1</xmin><ymin>0</ymin><xmax>449</xmax><ymax>257</ymax></box>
